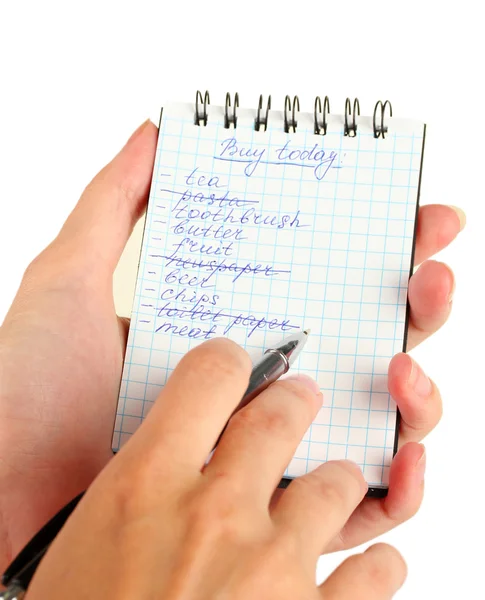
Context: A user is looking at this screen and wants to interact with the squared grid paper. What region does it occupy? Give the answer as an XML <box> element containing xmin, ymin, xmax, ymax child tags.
<box><xmin>112</xmin><ymin>102</ymin><xmax>425</xmax><ymax>489</ymax></box>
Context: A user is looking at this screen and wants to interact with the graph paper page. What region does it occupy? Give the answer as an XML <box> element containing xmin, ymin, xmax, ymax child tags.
<box><xmin>113</xmin><ymin>102</ymin><xmax>425</xmax><ymax>489</ymax></box>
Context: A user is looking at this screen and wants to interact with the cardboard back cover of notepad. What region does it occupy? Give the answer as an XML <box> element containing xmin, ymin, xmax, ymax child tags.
<box><xmin>112</xmin><ymin>98</ymin><xmax>425</xmax><ymax>496</ymax></box>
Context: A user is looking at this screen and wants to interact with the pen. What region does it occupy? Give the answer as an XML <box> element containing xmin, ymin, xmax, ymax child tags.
<box><xmin>218</xmin><ymin>329</ymin><xmax>310</xmax><ymax>436</ymax></box>
<box><xmin>0</xmin><ymin>330</ymin><xmax>310</xmax><ymax>599</ymax></box>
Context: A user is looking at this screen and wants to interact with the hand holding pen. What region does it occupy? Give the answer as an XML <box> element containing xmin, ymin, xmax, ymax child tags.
<box><xmin>1</xmin><ymin>335</ymin><xmax>407</xmax><ymax>600</ymax></box>
<box><xmin>1</xmin><ymin>330</ymin><xmax>310</xmax><ymax>597</ymax></box>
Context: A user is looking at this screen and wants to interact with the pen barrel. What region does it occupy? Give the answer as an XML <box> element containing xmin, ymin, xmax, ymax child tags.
<box><xmin>0</xmin><ymin>584</ymin><xmax>25</xmax><ymax>599</ymax></box>
<box><xmin>237</xmin><ymin>350</ymin><xmax>287</xmax><ymax>411</ymax></box>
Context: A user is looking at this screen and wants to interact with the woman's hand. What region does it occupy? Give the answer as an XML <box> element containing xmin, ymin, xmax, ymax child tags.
<box><xmin>27</xmin><ymin>338</ymin><xmax>407</xmax><ymax>600</ymax></box>
<box><xmin>0</xmin><ymin>120</ymin><xmax>464</xmax><ymax>570</ymax></box>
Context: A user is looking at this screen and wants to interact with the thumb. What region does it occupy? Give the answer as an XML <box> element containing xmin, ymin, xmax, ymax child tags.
<box><xmin>43</xmin><ymin>119</ymin><xmax>158</xmax><ymax>281</ymax></box>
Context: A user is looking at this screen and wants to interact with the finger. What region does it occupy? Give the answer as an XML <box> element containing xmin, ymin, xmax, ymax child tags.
<box><xmin>388</xmin><ymin>353</ymin><xmax>442</xmax><ymax>444</ymax></box>
<box><xmin>204</xmin><ymin>374</ymin><xmax>322</xmax><ymax>501</ymax></box>
<box><xmin>406</xmin><ymin>260</ymin><xmax>454</xmax><ymax>350</ymax></box>
<box><xmin>414</xmin><ymin>204</ymin><xmax>465</xmax><ymax>265</ymax></box>
<box><xmin>124</xmin><ymin>337</ymin><xmax>252</xmax><ymax>473</ymax></box>
<box><xmin>38</xmin><ymin>120</ymin><xmax>158</xmax><ymax>281</ymax></box>
<box><xmin>319</xmin><ymin>543</ymin><xmax>407</xmax><ymax>600</ymax></box>
<box><xmin>325</xmin><ymin>443</ymin><xmax>425</xmax><ymax>552</ymax></box>
<box><xmin>272</xmin><ymin>460</ymin><xmax>367</xmax><ymax>561</ymax></box>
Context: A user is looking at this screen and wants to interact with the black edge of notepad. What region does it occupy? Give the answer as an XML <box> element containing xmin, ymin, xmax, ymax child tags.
<box><xmin>390</xmin><ymin>124</ymin><xmax>427</xmax><ymax>464</ymax></box>
<box><xmin>279</xmin><ymin>123</ymin><xmax>427</xmax><ymax>499</ymax></box>
<box><xmin>387</xmin><ymin>124</ymin><xmax>427</xmax><ymax>489</ymax></box>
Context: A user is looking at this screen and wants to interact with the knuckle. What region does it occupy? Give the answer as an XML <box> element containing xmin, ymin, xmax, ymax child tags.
<box><xmin>107</xmin><ymin>440</ymin><xmax>185</xmax><ymax>519</ymax></box>
<box><xmin>118</xmin><ymin>178</ymin><xmax>140</xmax><ymax>207</ymax></box>
<box><xmin>108</xmin><ymin>477</ymin><xmax>148</xmax><ymax>521</ymax></box>
<box><xmin>228</xmin><ymin>402</ymin><xmax>294</xmax><ymax>440</ymax></box>
<box><xmin>182</xmin><ymin>478</ymin><xmax>250</xmax><ymax>545</ymax></box>
<box><xmin>291</xmin><ymin>461</ymin><xmax>365</xmax><ymax>509</ymax></box>
<box><xmin>405</xmin><ymin>386</ymin><xmax>442</xmax><ymax>437</ymax></box>
<box><xmin>232</xmin><ymin>539</ymin><xmax>299</xmax><ymax>597</ymax></box>
<box><xmin>256</xmin><ymin>537</ymin><xmax>296</xmax><ymax>571</ymax></box>
<box><xmin>21</xmin><ymin>241</ymin><xmax>90</xmax><ymax>291</ymax></box>
<box><xmin>84</xmin><ymin>167</ymin><xmax>144</xmax><ymax>224</ymax></box>
<box><xmin>109</xmin><ymin>458</ymin><xmax>161</xmax><ymax>517</ymax></box>
<box><xmin>20</xmin><ymin>252</ymin><xmax>66</xmax><ymax>295</ymax></box>
<box><xmin>227</xmin><ymin>377</ymin><xmax>320</xmax><ymax>439</ymax></box>
<box><xmin>22</xmin><ymin>251</ymin><xmax>54</xmax><ymax>285</ymax></box>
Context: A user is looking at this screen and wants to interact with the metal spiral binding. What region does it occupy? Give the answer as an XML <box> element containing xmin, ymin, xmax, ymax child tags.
<box><xmin>314</xmin><ymin>96</ymin><xmax>330</xmax><ymax>135</ymax></box>
<box><xmin>193</xmin><ymin>92</ymin><xmax>393</xmax><ymax>138</ymax></box>
<box><xmin>373</xmin><ymin>100</ymin><xmax>393</xmax><ymax>138</ymax></box>
<box><xmin>224</xmin><ymin>92</ymin><xmax>239</xmax><ymax>129</ymax></box>
<box><xmin>195</xmin><ymin>90</ymin><xmax>210</xmax><ymax>126</ymax></box>
<box><xmin>284</xmin><ymin>95</ymin><xmax>300</xmax><ymax>133</ymax></box>
<box><xmin>255</xmin><ymin>95</ymin><xmax>271</xmax><ymax>131</ymax></box>
<box><xmin>344</xmin><ymin>98</ymin><xmax>360</xmax><ymax>137</ymax></box>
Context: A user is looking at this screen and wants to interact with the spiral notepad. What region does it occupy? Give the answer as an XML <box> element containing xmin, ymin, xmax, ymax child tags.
<box><xmin>112</xmin><ymin>92</ymin><xmax>425</xmax><ymax>494</ymax></box>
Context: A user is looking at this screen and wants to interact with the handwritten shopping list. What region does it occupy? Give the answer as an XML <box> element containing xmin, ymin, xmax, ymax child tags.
<box><xmin>113</xmin><ymin>103</ymin><xmax>424</xmax><ymax>487</ymax></box>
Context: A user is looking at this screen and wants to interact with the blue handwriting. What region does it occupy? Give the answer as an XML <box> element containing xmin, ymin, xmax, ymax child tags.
<box><xmin>150</xmin><ymin>252</ymin><xmax>291</xmax><ymax>285</ymax></box>
<box><xmin>155</xmin><ymin>298</ymin><xmax>298</xmax><ymax>338</ymax></box>
<box><xmin>217</xmin><ymin>137</ymin><xmax>340</xmax><ymax>180</ymax></box>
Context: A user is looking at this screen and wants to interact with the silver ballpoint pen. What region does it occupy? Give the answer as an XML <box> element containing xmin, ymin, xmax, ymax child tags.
<box><xmin>212</xmin><ymin>329</ymin><xmax>310</xmax><ymax>447</ymax></box>
<box><xmin>235</xmin><ymin>328</ymin><xmax>310</xmax><ymax>411</ymax></box>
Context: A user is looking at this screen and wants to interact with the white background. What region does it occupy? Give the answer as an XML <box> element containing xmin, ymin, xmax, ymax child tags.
<box><xmin>0</xmin><ymin>1</ymin><xmax>482</xmax><ymax>597</ymax></box>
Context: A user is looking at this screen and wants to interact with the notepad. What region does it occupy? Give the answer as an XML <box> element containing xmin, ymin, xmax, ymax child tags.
<box><xmin>112</xmin><ymin>96</ymin><xmax>425</xmax><ymax>492</ymax></box>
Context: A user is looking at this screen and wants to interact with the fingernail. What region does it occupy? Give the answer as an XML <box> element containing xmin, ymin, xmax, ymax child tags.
<box><xmin>448</xmin><ymin>205</ymin><xmax>466</xmax><ymax>231</ymax></box>
<box><xmin>436</xmin><ymin>261</ymin><xmax>455</xmax><ymax>304</ymax></box>
<box><xmin>415</xmin><ymin>444</ymin><xmax>426</xmax><ymax>483</ymax></box>
<box><xmin>285</xmin><ymin>374</ymin><xmax>322</xmax><ymax>397</ymax></box>
<box><xmin>408</xmin><ymin>357</ymin><xmax>432</xmax><ymax>398</ymax></box>
<box><xmin>449</xmin><ymin>277</ymin><xmax>456</xmax><ymax>304</ymax></box>
<box><xmin>126</xmin><ymin>119</ymin><xmax>151</xmax><ymax>145</ymax></box>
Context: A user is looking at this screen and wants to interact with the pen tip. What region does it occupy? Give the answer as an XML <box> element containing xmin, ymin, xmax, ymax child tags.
<box><xmin>303</xmin><ymin>328</ymin><xmax>311</xmax><ymax>336</ymax></box>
